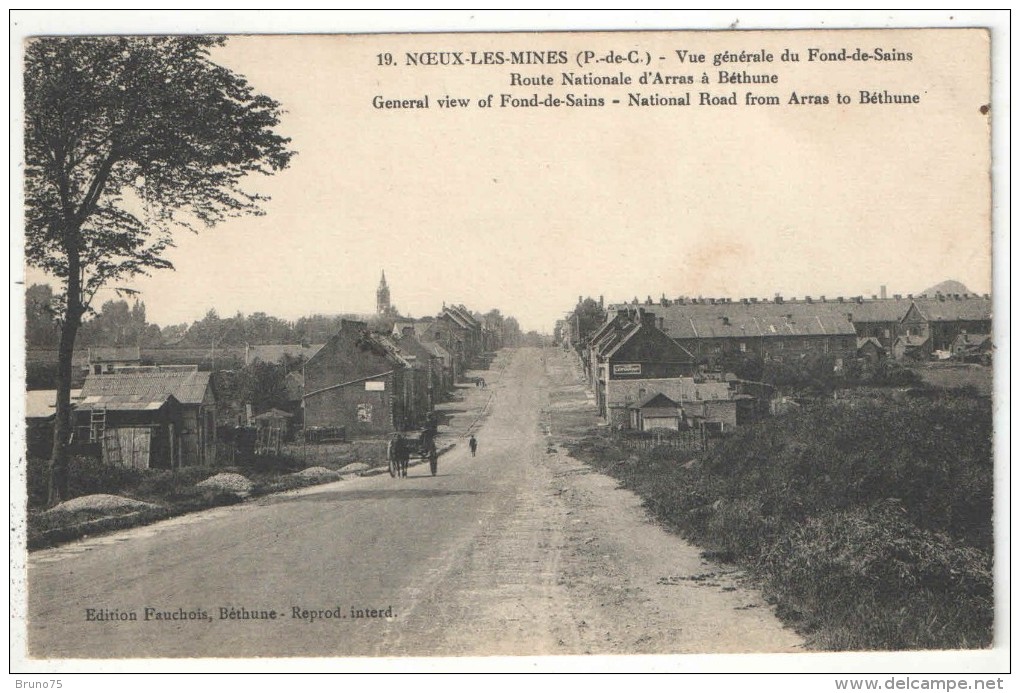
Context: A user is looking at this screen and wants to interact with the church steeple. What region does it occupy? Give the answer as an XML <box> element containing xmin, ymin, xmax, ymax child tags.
<box><xmin>376</xmin><ymin>270</ymin><xmax>391</xmax><ymax>315</ymax></box>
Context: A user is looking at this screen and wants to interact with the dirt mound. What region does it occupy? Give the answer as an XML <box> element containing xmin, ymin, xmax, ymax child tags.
<box><xmin>44</xmin><ymin>494</ymin><xmax>158</xmax><ymax>515</ymax></box>
<box><xmin>196</xmin><ymin>473</ymin><xmax>254</xmax><ymax>497</ymax></box>
<box><xmin>292</xmin><ymin>467</ymin><xmax>342</xmax><ymax>481</ymax></box>
<box><xmin>337</xmin><ymin>462</ymin><xmax>370</xmax><ymax>475</ymax></box>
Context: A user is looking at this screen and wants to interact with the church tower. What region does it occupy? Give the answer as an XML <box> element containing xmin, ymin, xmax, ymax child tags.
<box><xmin>376</xmin><ymin>270</ymin><xmax>391</xmax><ymax>315</ymax></box>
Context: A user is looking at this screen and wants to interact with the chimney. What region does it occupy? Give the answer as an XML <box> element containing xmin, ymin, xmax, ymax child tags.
<box><xmin>775</xmin><ymin>295</ymin><xmax>784</xmax><ymax>305</ymax></box>
<box><xmin>657</xmin><ymin>317</ymin><xmax>665</xmax><ymax>330</ymax></box>
<box><xmin>599</xmin><ymin>295</ymin><xmax>604</xmax><ymax>308</ymax></box>
<box><xmin>741</xmin><ymin>298</ymin><xmax>749</xmax><ymax>305</ymax></box>
<box><xmin>894</xmin><ymin>294</ymin><xmax>902</xmax><ymax>300</ymax></box>
<box><xmin>820</xmin><ymin>296</ymin><xmax>826</xmax><ymax>302</ymax></box>
<box><xmin>880</xmin><ymin>285</ymin><xmax>887</xmax><ymax>299</ymax></box>
<box><xmin>751</xmin><ymin>297</ymin><xmax>759</xmax><ymax>303</ymax></box>
<box><xmin>640</xmin><ymin>310</ymin><xmax>656</xmax><ymax>328</ymax></box>
<box><xmin>837</xmin><ymin>296</ymin><xmax>844</xmax><ymax>303</ymax></box>
<box><xmin>806</xmin><ymin>296</ymin><xmax>813</xmax><ymax>304</ymax></box>
<box><xmin>871</xmin><ymin>294</ymin><xmax>878</xmax><ymax>300</ymax></box>
<box><xmin>908</xmin><ymin>294</ymin><xmax>913</xmax><ymax>299</ymax></box>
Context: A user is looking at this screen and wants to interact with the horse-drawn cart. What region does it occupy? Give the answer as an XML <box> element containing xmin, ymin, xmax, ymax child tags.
<box><xmin>387</xmin><ymin>428</ymin><xmax>439</xmax><ymax>478</ymax></box>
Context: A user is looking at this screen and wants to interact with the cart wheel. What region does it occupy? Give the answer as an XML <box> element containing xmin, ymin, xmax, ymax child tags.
<box><xmin>388</xmin><ymin>457</ymin><xmax>397</xmax><ymax>478</ymax></box>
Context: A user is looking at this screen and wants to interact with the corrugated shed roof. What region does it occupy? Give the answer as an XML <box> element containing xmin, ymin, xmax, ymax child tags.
<box><xmin>77</xmin><ymin>393</ymin><xmax>179</xmax><ymax>412</ymax></box>
<box><xmin>80</xmin><ymin>370</ymin><xmax>212</xmax><ymax>405</ymax></box>
<box><xmin>25</xmin><ymin>389</ymin><xmax>82</xmax><ymax>419</ymax></box>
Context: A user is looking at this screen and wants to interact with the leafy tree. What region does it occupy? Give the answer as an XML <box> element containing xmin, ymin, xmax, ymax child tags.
<box><xmin>25</xmin><ymin>36</ymin><xmax>294</xmax><ymax>503</ymax></box>
<box><xmin>569</xmin><ymin>297</ymin><xmax>607</xmax><ymax>347</ymax></box>
<box><xmin>25</xmin><ymin>283</ymin><xmax>60</xmax><ymax>348</ymax></box>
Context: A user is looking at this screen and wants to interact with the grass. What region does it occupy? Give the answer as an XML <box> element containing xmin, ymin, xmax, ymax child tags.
<box><xmin>565</xmin><ymin>393</ymin><xmax>993</xmax><ymax>651</ymax></box>
<box><xmin>916</xmin><ymin>363</ymin><xmax>993</xmax><ymax>396</ymax></box>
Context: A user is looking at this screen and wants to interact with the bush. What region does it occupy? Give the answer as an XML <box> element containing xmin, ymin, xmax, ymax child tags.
<box><xmin>66</xmin><ymin>455</ymin><xmax>146</xmax><ymax>498</ymax></box>
<box><xmin>567</xmin><ymin>394</ymin><xmax>994</xmax><ymax>650</ymax></box>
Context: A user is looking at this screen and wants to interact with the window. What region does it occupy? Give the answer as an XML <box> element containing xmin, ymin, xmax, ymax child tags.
<box><xmin>740</xmin><ymin>342</ymin><xmax>747</xmax><ymax>353</ymax></box>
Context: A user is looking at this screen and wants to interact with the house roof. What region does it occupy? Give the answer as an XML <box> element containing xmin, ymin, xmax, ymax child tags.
<box><xmin>253</xmin><ymin>408</ymin><xmax>293</xmax><ymax>420</ymax></box>
<box><xmin>845</xmin><ymin>299</ymin><xmax>914</xmax><ymax>323</ymax></box>
<box><xmin>602</xmin><ymin>324</ymin><xmax>643</xmax><ymax>360</ymax></box>
<box><xmin>370</xmin><ymin>334</ymin><xmax>414</xmax><ymax>369</ymax></box>
<box><xmin>80</xmin><ymin>369</ymin><xmax>213</xmax><ymax>406</ymax></box>
<box><xmin>631</xmin><ymin>391</ymin><xmax>679</xmax><ymax>409</ymax></box>
<box><xmin>856</xmin><ymin>337</ymin><xmax>886</xmax><ymax>350</ymax></box>
<box><xmin>952</xmin><ymin>333</ymin><xmax>992</xmax><ymax>347</ymax></box>
<box><xmin>914</xmin><ymin>296</ymin><xmax>992</xmax><ymax>322</ymax></box>
<box><xmin>896</xmin><ymin>335</ymin><xmax>930</xmax><ymax>348</ymax></box>
<box><xmin>441</xmin><ymin>307</ymin><xmax>474</xmax><ymax>330</ymax></box>
<box><xmin>246</xmin><ymin>344</ymin><xmax>324</xmax><ymax>365</ymax></box>
<box><xmin>88</xmin><ymin>346</ymin><xmax>141</xmax><ymax>363</ymax></box>
<box><xmin>665</xmin><ymin>313</ymin><xmax>855</xmax><ymax>340</ymax></box>
<box><xmin>25</xmin><ymin>389</ymin><xmax>82</xmax><ymax>419</ymax></box>
<box><xmin>419</xmin><ymin>340</ymin><xmax>451</xmax><ymax>360</ymax></box>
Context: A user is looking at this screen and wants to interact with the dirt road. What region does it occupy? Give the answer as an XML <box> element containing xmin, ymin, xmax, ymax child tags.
<box><xmin>25</xmin><ymin>348</ymin><xmax>801</xmax><ymax>658</ymax></box>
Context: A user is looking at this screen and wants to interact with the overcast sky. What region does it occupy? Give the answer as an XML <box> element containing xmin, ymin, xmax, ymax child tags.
<box><xmin>21</xmin><ymin>26</ymin><xmax>993</xmax><ymax>333</ymax></box>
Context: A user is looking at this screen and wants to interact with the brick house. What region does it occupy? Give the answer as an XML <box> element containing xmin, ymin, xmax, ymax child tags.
<box><xmin>596</xmin><ymin>309</ymin><xmax>697</xmax><ymax>426</ymax></box>
<box><xmin>302</xmin><ymin>320</ymin><xmax>414</xmax><ymax>437</ymax></box>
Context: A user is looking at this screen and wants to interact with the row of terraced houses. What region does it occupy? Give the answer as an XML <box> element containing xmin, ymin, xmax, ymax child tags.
<box><xmin>565</xmin><ymin>291</ymin><xmax>992</xmax><ymax>434</ymax></box>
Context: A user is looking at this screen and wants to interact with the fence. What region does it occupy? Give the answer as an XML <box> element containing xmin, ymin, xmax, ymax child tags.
<box><xmin>612</xmin><ymin>428</ymin><xmax>708</xmax><ymax>454</ymax></box>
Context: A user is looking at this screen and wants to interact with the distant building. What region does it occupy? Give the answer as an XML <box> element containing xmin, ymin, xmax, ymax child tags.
<box><xmin>86</xmin><ymin>346</ymin><xmax>141</xmax><ymax>375</ymax></box>
<box><xmin>856</xmin><ymin>337</ymin><xmax>887</xmax><ymax>363</ymax></box>
<box><xmin>592</xmin><ymin>308</ymin><xmax>698</xmax><ymax>425</ymax></box>
<box><xmin>25</xmin><ymin>389</ymin><xmax>82</xmax><ymax>458</ymax></box>
<box><xmin>951</xmin><ymin>332</ymin><xmax>992</xmax><ymax>363</ymax></box>
<box><xmin>244</xmin><ymin>343</ymin><xmax>324</xmax><ymax>366</ymax></box>
<box><xmin>628</xmin><ymin>392</ymin><xmax>683</xmax><ymax>432</ymax></box>
<box><xmin>377</xmin><ymin>270</ymin><xmax>392</xmax><ymax>316</ymax></box>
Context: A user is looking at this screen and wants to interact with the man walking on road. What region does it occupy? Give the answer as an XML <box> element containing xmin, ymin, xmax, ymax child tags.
<box><xmin>469</xmin><ymin>435</ymin><xmax>478</xmax><ymax>457</ymax></box>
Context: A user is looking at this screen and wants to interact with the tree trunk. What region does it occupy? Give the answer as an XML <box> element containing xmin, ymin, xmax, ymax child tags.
<box><xmin>48</xmin><ymin>313</ymin><xmax>81</xmax><ymax>506</ymax></box>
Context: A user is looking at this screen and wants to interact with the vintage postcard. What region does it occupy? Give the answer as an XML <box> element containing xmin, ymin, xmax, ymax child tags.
<box><xmin>10</xmin><ymin>12</ymin><xmax>1007</xmax><ymax>677</ymax></box>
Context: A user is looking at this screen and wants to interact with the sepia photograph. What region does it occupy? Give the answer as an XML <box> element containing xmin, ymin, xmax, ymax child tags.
<box><xmin>10</xmin><ymin>10</ymin><xmax>1008</xmax><ymax>678</ymax></box>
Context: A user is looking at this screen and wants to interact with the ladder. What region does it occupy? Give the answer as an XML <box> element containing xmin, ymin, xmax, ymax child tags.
<box><xmin>90</xmin><ymin>407</ymin><xmax>107</xmax><ymax>443</ymax></box>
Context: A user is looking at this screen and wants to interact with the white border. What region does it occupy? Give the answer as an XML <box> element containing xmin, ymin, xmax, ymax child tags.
<box><xmin>8</xmin><ymin>9</ymin><xmax>1011</xmax><ymax>680</ymax></box>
